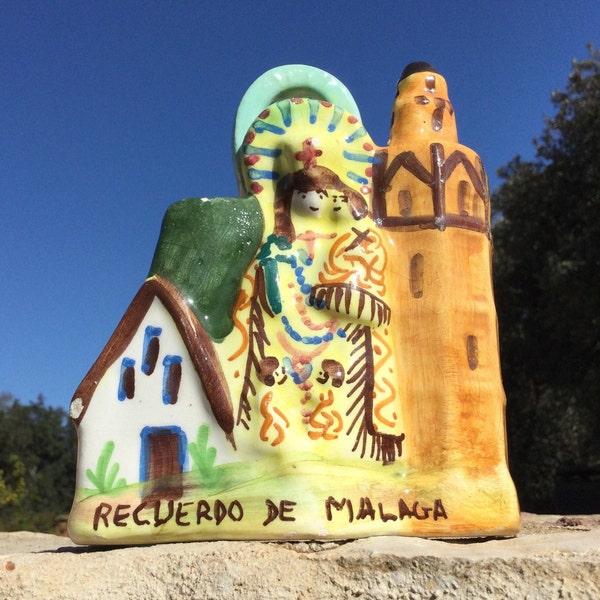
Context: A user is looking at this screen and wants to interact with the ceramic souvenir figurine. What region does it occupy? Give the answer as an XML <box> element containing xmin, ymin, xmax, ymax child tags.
<box><xmin>68</xmin><ymin>63</ymin><xmax>520</xmax><ymax>545</ymax></box>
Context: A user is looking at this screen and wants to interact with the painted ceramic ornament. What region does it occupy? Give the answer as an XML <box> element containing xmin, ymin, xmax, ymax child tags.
<box><xmin>68</xmin><ymin>63</ymin><xmax>520</xmax><ymax>545</ymax></box>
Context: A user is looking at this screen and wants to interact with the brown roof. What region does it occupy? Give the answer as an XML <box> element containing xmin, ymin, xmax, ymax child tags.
<box><xmin>70</xmin><ymin>275</ymin><xmax>235</xmax><ymax>447</ymax></box>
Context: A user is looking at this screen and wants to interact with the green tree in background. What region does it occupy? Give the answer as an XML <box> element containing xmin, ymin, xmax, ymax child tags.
<box><xmin>0</xmin><ymin>393</ymin><xmax>76</xmax><ymax>532</ymax></box>
<box><xmin>493</xmin><ymin>45</ymin><xmax>600</xmax><ymax>512</ymax></box>
<box><xmin>0</xmin><ymin>454</ymin><xmax>26</xmax><ymax>508</ymax></box>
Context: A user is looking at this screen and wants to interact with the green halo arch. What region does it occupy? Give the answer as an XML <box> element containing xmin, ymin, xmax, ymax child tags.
<box><xmin>233</xmin><ymin>64</ymin><xmax>362</xmax><ymax>190</ymax></box>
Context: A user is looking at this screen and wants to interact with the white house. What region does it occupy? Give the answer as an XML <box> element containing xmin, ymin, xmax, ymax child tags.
<box><xmin>69</xmin><ymin>275</ymin><xmax>236</xmax><ymax>500</ymax></box>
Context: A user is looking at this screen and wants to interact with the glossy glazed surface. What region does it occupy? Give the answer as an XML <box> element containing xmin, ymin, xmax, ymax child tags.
<box><xmin>69</xmin><ymin>64</ymin><xmax>520</xmax><ymax>544</ymax></box>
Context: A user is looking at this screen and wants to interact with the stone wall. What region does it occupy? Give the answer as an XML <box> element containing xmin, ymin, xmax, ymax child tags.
<box><xmin>1</xmin><ymin>514</ymin><xmax>599</xmax><ymax>599</ymax></box>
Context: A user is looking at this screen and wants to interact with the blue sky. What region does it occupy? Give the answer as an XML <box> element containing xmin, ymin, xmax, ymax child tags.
<box><xmin>2</xmin><ymin>1</ymin><xmax>599</xmax><ymax>412</ymax></box>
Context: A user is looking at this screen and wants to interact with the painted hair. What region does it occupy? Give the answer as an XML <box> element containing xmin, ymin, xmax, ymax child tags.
<box><xmin>273</xmin><ymin>166</ymin><xmax>368</xmax><ymax>242</ymax></box>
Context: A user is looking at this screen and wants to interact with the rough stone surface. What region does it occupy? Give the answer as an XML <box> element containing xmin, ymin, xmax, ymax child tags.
<box><xmin>1</xmin><ymin>514</ymin><xmax>599</xmax><ymax>599</ymax></box>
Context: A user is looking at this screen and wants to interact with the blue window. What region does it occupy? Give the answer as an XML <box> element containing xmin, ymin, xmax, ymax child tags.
<box><xmin>118</xmin><ymin>358</ymin><xmax>136</xmax><ymax>401</ymax></box>
<box><xmin>142</xmin><ymin>326</ymin><xmax>162</xmax><ymax>375</ymax></box>
<box><xmin>162</xmin><ymin>355</ymin><xmax>182</xmax><ymax>405</ymax></box>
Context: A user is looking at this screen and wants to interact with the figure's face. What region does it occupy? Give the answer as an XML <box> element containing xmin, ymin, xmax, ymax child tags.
<box><xmin>291</xmin><ymin>189</ymin><xmax>347</xmax><ymax>220</ymax></box>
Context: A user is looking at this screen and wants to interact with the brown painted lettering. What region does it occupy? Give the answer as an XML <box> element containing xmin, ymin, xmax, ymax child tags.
<box><xmin>93</xmin><ymin>503</ymin><xmax>112</xmax><ymax>530</ymax></box>
<box><xmin>132</xmin><ymin>502</ymin><xmax>150</xmax><ymax>526</ymax></box>
<box><xmin>398</xmin><ymin>499</ymin><xmax>413</xmax><ymax>519</ymax></box>
<box><xmin>153</xmin><ymin>500</ymin><xmax>174</xmax><ymax>527</ymax></box>
<box><xmin>263</xmin><ymin>499</ymin><xmax>296</xmax><ymax>526</ymax></box>
<box><xmin>214</xmin><ymin>500</ymin><xmax>228</xmax><ymax>525</ymax></box>
<box><xmin>176</xmin><ymin>501</ymin><xmax>193</xmax><ymax>526</ymax></box>
<box><xmin>196</xmin><ymin>500</ymin><xmax>213</xmax><ymax>523</ymax></box>
<box><xmin>113</xmin><ymin>504</ymin><xmax>131</xmax><ymax>527</ymax></box>
<box><xmin>228</xmin><ymin>500</ymin><xmax>244</xmax><ymax>522</ymax></box>
<box><xmin>378</xmin><ymin>502</ymin><xmax>398</xmax><ymax>522</ymax></box>
<box><xmin>279</xmin><ymin>500</ymin><xmax>296</xmax><ymax>521</ymax></box>
<box><xmin>263</xmin><ymin>498</ymin><xmax>279</xmax><ymax>527</ymax></box>
<box><xmin>263</xmin><ymin>499</ymin><xmax>279</xmax><ymax>526</ymax></box>
<box><xmin>325</xmin><ymin>496</ymin><xmax>353</xmax><ymax>522</ymax></box>
<box><xmin>356</xmin><ymin>497</ymin><xmax>376</xmax><ymax>520</ymax></box>
<box><xmin>433</xmin><ymin>499</ymin><xmax>448</xmax><ymax>520</ymax></box>
<box><xmin>413</xmin><ymin>502</ymin><xmax>431</xmax><ymax>520</ymax></box>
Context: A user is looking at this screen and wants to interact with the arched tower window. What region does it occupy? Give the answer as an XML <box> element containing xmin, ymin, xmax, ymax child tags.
<box><xmin>458</xmin><ymin>180</ymin><xmax>470</xmax><ymax>216</ymax></box>
<box><xmin>398</xmin><ymin>189</ymin><xmax>412</xmax><ymax>216</ymax></box>
<box><xmin>410</xmin><ymin>253</ymin><xmax>424</xmax><ymax>298</ymax></box>
<box><xmin>466</xmin><ymin>335</ymin><xmax>479</xmax><ymax>370</ymax></box>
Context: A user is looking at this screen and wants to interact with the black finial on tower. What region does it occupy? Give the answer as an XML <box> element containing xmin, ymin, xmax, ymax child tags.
<box><xmin>400</xmin><ymin>62</ymin><xmax>437</xmax><ymax>81</ymax></box>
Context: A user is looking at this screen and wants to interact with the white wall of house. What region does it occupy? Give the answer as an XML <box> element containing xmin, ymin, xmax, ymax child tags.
<box><xmin>76</xmin><ymin>296</ymin><xmax>238</xmax><ymax>493</ymax></box>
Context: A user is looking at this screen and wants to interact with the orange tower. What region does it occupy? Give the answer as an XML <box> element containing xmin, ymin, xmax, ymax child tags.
<box><xmin>373</xmin><ymin>63</ymin><xmax>517</xmax><ymax>524</ymax></box>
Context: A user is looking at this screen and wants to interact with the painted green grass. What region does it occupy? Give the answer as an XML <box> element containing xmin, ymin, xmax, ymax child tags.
<box><xmin>188</xmin><ymin>424</ymin><xmax>221</xmax><ymax>487</ymax></box>
<box><xmin>84</xmin><ymin>441</ymin><xmax>127</xmax><ymax>497</ymax></box>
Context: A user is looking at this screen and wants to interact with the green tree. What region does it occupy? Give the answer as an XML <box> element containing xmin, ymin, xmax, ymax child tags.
<box><xmin>0</xmin><ymin>393</ymin><xmax>76</xmax><ymax>531</ymax></box>
<box><xmin>0</xmin><ymin>454</ymin><xmax>26</xmax><ymax>507</ymax></box>
<box><xmin>492</xmin><ymin>45</ymin><xmax>600</xmax><ymax>511</ymax></box>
